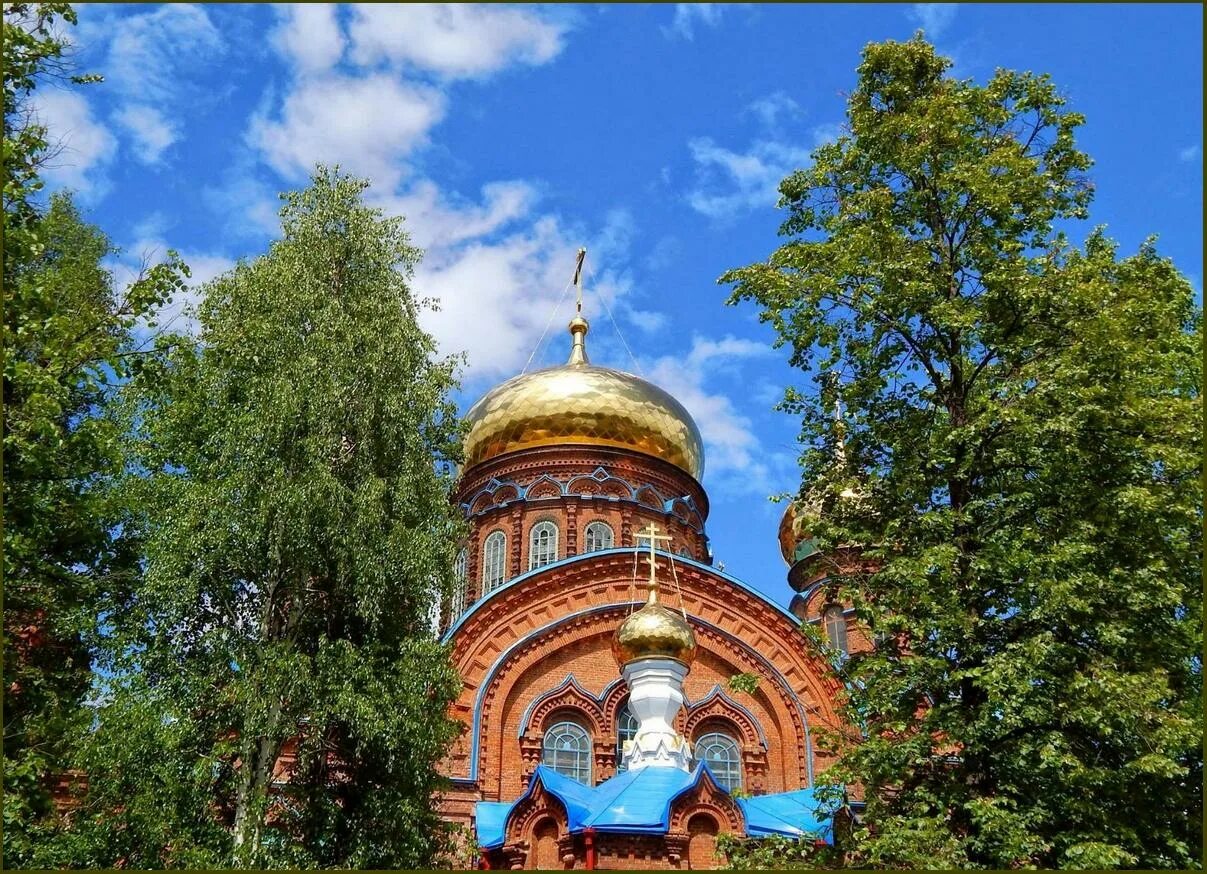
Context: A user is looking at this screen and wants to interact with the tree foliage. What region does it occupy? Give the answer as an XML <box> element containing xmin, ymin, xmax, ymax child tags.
<box><xmin>724</xmin><ymin>36</ymin><xmax>1202</xmax><ymax>869</ymax></box>
<box><xmin>2</xmin><ymin>4</ymin><xmax>185</xmax><ymax>865</ymax></box>
<box><xmin>62</xmin><ymin>168</ymin><xmax>466</xmax><ymax>869</ymax></box>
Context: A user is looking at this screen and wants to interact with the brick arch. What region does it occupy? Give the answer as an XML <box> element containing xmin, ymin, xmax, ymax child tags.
<box><xmin>523</xmin><ymin>679</ymin><xmax>606</xmax><ymax>738</ymax></box>
<box><xmin>445</xmin><ymin>553</ymin><xmax>846</xmax><ymax>797</ymax></box>
<box><xmin>567</xmin><ymin>473</ymin><xmax>635</xmax><ymax>499</ymax></box>
<box><xmin>635</xmin><ymin>484</ymin><xmax>666</xmax><ymax>509</ymax></box>
<box><xmin>526</xmin><ymin>475</ymin><xmax>564</xmax><ymax>500</ymax></box>
<box><xmin>668</xmin><ymin>776</ymin><xmax>744</xmax><ymax>834</ymax></box>
<box><xmin>685</xmin><ymin>689</ymin><xmax>766</xmax><ymax>751</ymax></box>
<box><xmin>470</xmin><ymin>491</ymin><xmax>497</xmax><ymax>514</ymax></box>
<box><xmin>507</xmin><ymin>779</ymin><xmax>569</xmax><ymax>844</ymax></box>
<box><xmin>493</xmin><ymin>484</ymin><xmax>521</xmax><ymax>504</ymax></box>
<box><xmin>599</xmin><ymin>678</ymin><xmax>630</xmax><ymax>732</ymax></box>
<box><xmin>475</xmin><ymin>617</ymin><xmax>809</xmax><ymax>800</ymax></box>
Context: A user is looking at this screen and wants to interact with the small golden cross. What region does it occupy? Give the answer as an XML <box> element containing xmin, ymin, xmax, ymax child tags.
<box><xmin>634</xmin><ymin>522</ymin><xmax>673</xmax><ymax>602</ymax></box>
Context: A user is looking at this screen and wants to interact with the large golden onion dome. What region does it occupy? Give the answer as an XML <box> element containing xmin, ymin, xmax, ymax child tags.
<box><xmin>462</xmin><ymin>316</ymin><xmax>705</xmax><ymax>480</ymax></box>
<box><xmin>613</xmin><ymin>588</ymin><xmax>697</xmax><ymax>667</ymax></box>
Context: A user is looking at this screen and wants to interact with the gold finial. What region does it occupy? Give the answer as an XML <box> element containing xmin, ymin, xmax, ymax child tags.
<box><xmin>567</xmin><ymin>247</ymin><xmax>590</xmax><ymax>365</ymax></box>
<box><xmin>635</xmin><ymin>522</ymin><xmax>673</xmax><ymax>605</ymax></box>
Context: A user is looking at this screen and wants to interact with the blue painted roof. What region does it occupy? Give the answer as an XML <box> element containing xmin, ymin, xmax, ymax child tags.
<box><xmin>739</xmin><ymin>789</ymin><xmax>836</xmax><ymax>841</ymax></box>
<box><xmin>475</xmin><ymin>802</ymin><xmax>511</xmax><ymax>850</ymax></box>
<box><xmin>475</xmin><ymin>764</ymin><xmax>836</xmax><ymax>849</ymax></box>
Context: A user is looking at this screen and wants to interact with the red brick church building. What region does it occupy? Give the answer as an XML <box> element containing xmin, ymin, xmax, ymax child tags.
<box><xmin>437</xmin><ymin>300</ymin><xmax>863</xmax><ymax>870</ymax></box>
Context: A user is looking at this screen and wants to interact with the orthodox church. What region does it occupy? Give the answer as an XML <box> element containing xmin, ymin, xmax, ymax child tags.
<box><xmin>438</xmin><ymin>261</ymin><xmax>864</xmax><ymax>870</ymax></box>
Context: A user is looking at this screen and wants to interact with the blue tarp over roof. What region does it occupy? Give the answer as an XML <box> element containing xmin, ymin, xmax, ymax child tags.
<box><xmin>475</xmin><ymin>764</ymin><xmax>835</xmax><ymax>849</ymax></box>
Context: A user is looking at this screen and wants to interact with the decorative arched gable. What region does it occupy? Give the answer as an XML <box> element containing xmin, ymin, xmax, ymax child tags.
<box><xmin>526</xmin><ymin>474</ymin><xmax>564</xmax><ymax>501</ymax></box>
<box><xmin>685</xmin><ymin>686</ymin><xmax>768</xmax><ymax>751</ymax></box>
<box><xmin>519</xmin><ymin>675</ymin><xmax>606</xmax><ymax>737</ymax></box>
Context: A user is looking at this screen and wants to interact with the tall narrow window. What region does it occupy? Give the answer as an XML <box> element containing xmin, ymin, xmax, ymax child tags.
<box><xmin>696</xmin><ymin>732</ymin><xmax>742</xmax><ymax>792</ymax></box>
<box><xmin>584</xmin><ymin>521</ymin><xmax>614</xmax><ymax>553</ymax></box>
<box><xmin>482</xmin><ymin>531</ymin><xmax>506</xmax><ymax>592</ymax></box>
<box><xmin>824</xmin><ymin>605</ymin><xmax>849</xmax><ymax>657</ymax></box>
<box><xmin>450</xmin><ymin>548</ymin><xmax>467</xmax><ymax>618</ymax></box>
<box><xmin>616</xmin><ymin>703</ymin><xmax>638</xmax><ymax>772</ymax></box>
<box><xmin>529</xmin><ymin>521</ymin><xmax>558</xmax><ymax>570</ymax></box>
<box><xmin>542</xmin><ymin>721</ymin><xmax>591</xmax><ymax>784</ymax></box>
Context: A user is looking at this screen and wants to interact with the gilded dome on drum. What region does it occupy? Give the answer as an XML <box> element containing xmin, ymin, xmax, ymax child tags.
<box><xmin>613</xmin><ymin>600</ymin><xmax>697</xmax><ymax>667</ymax></box>
<box><xmin>462</xmin><ymin>317</ymin><xmax>705</xmax><ymax>479</ymax></box>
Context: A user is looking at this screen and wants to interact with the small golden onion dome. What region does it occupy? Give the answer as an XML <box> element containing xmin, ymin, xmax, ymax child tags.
<box><xmin>613</xmin><ymin>596</ymin><xmax>697</xmax><ymax>667</ymax></box>
<box><xmin>777</xmin><ymin>502</ymin><xmax>802</xmax><ymax>565</ymax></box>
<box><xmin>462</xmin><ymin>316</ymin><xmax>705</xmax><ymax>480</ymax></box>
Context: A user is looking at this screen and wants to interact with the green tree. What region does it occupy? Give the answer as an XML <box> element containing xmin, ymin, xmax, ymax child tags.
<box><xmin>2</xmin><ymin>4</ymin><xmax>185</xmax><ymax>864</ymax></box>
<box><xmin>68</xmin><ymin>168</ymin><xmax>465</xmax><ymax>869</ymax></box>
<box><xmin>724</xmin><ymin>37</ymin><xmax>1202</xmax><ymax>869</ymax></box>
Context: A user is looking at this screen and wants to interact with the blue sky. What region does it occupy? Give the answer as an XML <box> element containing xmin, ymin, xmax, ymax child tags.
<box><xmin>37</xmin><ymin>3</ymin><xmax>1202</xmax><ymax>608</ymax></box>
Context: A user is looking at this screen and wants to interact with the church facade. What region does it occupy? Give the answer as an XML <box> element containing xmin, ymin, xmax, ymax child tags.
<box><xmin>438</xmin><ymin>307</ymin><xmax>863</xmax><ymax>870</ymax></box>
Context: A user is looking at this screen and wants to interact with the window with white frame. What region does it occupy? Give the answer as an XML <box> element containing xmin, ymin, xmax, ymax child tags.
<box><xmin>696</xmin><ymin>732</ymin><xmax>742</xmax><ymax>792</ymax></box>
<box><xmin>584</xmin><ymin>521</ymin><xmax>614</xmax><ymax>553</ymax></box>
<box><xmin>824</xmin><ymin>604</ymin><xmax>849</xmax><ymax>656</ymax></box>
<box><xmin>542</xmin><ymin>721</ymin><xmax>591</xmax><ymax>784</ymax></box>
<box><xmin>451</xmin><ymin>547</ymin><xmax>467</xmax><ymax>617</ymax></box>
<box><xmin>615</xmin><ymin>703</ymin><xmax>638</xmax><ymax>772</ymax></box>
<box><xmin>482</xmin><ymin>531</ymin><xmax>507</xmax><ymax>592</ymax></box>
<box><xmin>529</xmin><ymin>521</ymin><xmax>558</xmax><ymax>570</ymax></box>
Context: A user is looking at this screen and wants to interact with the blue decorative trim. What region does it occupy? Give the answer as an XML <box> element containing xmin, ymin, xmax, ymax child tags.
<box><xmin>458</xmin><ymin>469</ymin><xmax>709</xmax><ymax>535</ymax></box>
<box><xmin>443</xmin><ymin>548</ymin><xmax>800</xmax><ymax>643</ymax></box>
<box><xmin>448</xmin><ymin>590</ymin><xmax>815</xmax><ymax>786</ymax></box>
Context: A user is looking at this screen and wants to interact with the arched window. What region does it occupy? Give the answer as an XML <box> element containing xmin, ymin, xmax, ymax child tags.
<box><xmin>824</xmin><ymin>605</ymin><xmax>849</xmax><ymax>657</ymax></box>
<box><xmin>584</xmin><ymin>521</ymin><xmax>614</xmax><ymax>552</ymax></box>
<box><xmin>542</xmin><ymin>721</ymin><xmax>591</xmax><ymax>784</ymax></box>
<box><xmin>450</xmin><ymin>548</ymin><xmax>467</xmax><ymax>618</ymax></box>
<box><xmin>529</xmin><ymin>521</ymin><xmax>559</xmax><ymax>570</ymax></box>
<box><xmin>615</xmin><ymin>703</ymin><xmax>638</xmax><ymax>772</ymax></box>
<box><xmin>696</xmin><ymin>732</ymin><xmax>742</xmax><ymax>792</ymax></box>
<box><xmin>482</xmin><ymin>531</ymin><xmax>506</xmax><ymax>592</ymax></box>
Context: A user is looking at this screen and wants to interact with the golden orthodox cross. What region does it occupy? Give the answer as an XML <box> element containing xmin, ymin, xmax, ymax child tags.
<box><xmin>634</xmin><ymin>522</ymin><xmax>673</xmax><ymax>602</ymax></box>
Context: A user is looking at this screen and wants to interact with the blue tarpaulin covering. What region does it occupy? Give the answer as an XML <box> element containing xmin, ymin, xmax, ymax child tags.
<box><xmin>738</xmin><ymin>789</ymin><xmax>835</xmax><ymax>842</ymax></box>
<box><xmin>474</xmin><ymin>802</ymin><xmax>512</xmax><ymax>850</ymax></box>
<box><xmin>475</xmin><ymin>764</ymin><xmax>835</xmax><ymax>849</ymax></box>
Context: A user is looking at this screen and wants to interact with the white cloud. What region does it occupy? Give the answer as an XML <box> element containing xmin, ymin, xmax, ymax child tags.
<box><xmin>412</xmin><ymin>208</ymin><xmax>636</xmax><ymax>382</ymax></box>
<box><xmin>100</xmin><ymin>4</ymin><xmax>225</xmax><ymax>103</ymax></box>
<box><xmin>686</xmin><ymin>137</ymin><xmax>813</xmax><ymax>218</ymax></box>
<box><xmin>907</xmin><ymin>3</ymin><xmax>958</xmax><ymax>38</ymax></box>
<box><xmin>113</xmin><ymin>104</ymin><xmax>178</xmax><ymax>164</ymax></box>
<box><xmin>646</xmin><ymin>335</ymin><xmax>776</xmax><ymax>492</ymax></box>
<box><xmin>348</xmin><ymin>4</ymin><xmax>568</xmax><ymax>79</ymax></box>
<box><xmin>33</xmin><ymin>89</ymin><xmax>117</xmax><ymax>195</ymax></box>
<box><xmin>271</xmin><ymin>4</ymin><xmax>346</xmax><ymax>74</ymax></box>
<box><xmin>1178</xmin><ymin>144</ymin><xmax>1201</xmax><ymax>163</ymax></box>
<box><xmin>372</xmin><ymin>179</ymin><xmax>536</xmax><ymax>249</ymax></box>
<box><xmin>746</xmin><ymin>91</ymin><xmax>803</xmax><ymax>129</ymax></box>
<box><xmin>663</xmin><ymin>4</ymin><xmax>725</xmax><ymax>40</ymax></box>
<box><xmin>250</xmin><ymin>73</ymin><xmax>445</xmax><ymax>190</ymax></box>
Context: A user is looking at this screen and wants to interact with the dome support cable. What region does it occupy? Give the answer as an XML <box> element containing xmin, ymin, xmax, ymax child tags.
<box><xmin>585</xmin><ymin>261</ymin><xmax>644</xmax><ymax>376</ymax></box>
<box><xmin>521</xmin><ymin>275</ymin><xmax>574</xmax><ymax>375</ymax></box>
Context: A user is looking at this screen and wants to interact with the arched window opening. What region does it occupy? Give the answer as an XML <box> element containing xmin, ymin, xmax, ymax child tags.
<box><xmin>824</xmin><ymin>605</ymin><xmax>849</xmax><ymax>657</ymax></box>
<box><xmin>584</xmin><ymin>521</ymin><xmax>614</xmax><ymax>553</ymax></box>
<box><xmin>615</xmin><ymin>703</ymin><xmax>638</xmax><ymax>772</ymax></box>
<box><xmin>450</xmin><ymin>548</ymin><xmax>467</xmax><ymax>618</ymax></box>
<box><xmin>696</xmin><ymin>732</ymin><xmax>742</xmax><ymax>792</ymax></box>
<box><xmin>529</xmin><ymin>521</ymin><xmax>559</xmax><ymax>570</ymax></box>
<box><xmin>482</xmin><ymin>531</ymin><xmax>507</xmax><ymax>593</ymax></box>
<box><xmin>542</xmin><ymin>721</ymin><xmax>591</xmax><ymax>784</ymax></box>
